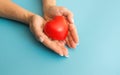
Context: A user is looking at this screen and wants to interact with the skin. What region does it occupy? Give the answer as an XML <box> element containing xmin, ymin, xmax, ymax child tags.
<box><xmin>0</xmin><ymin>0</ymin><xmax>79</xmax><ymax>57</ymax></box>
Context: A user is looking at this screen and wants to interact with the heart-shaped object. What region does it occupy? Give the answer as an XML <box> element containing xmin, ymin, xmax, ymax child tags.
<box><xmin>44</xmin><ymin>16</ymin><xmax>68</xmax><ymax>40</ymax></box>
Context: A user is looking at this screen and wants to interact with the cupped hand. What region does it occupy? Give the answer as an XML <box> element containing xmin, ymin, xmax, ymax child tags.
<box><xmin>44</xmin><ymin>6</ymin><xmax>79</xmax><ymax>48</ymax></box>
<box><xmin>29</xmin><ymin>15</ymin><xmax>68</xmax><ymax>57</ymax></box>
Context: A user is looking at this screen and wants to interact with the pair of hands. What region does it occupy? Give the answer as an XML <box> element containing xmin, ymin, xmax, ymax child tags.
<box><xmin>29</xmin><ymin>6</ymin><xmax>79</xmax><ymax>57</ymax></box>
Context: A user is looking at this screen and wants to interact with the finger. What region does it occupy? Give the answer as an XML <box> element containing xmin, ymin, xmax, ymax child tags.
<box><xmin>61</xmin><ymin>9</ymin><xmax>74</xmax><ymax>24</ymax></box>
<box><xmin>56</xmin><ymin>41</ymin><xmax>69</xmax><ymax>57</ymax></box>
<box><xmin>63</xmin><ymin>47</ymin><xmax>69</xmax><ymax>57</ymax></box>
<box><xmin>41</xmin><ymin>35</ymin><xmax>64</xmax><ymax>56</ymax></box>
<box><xmin>59</xmin><ymin>40</ymin><xmax>66</xmax><ymax>46</ymax></box>
<box><xmin>40</xmin><ymin>33</ymin><xmax>68</xmax><ymax>56</ymax></box>
<box><xmin>60</xmin><ymin>9</ymin><xmax>79</xmax><ymax>43</ymax></box>
<box><xmin>67</xmin><ymin>12</ymin><xmax>74</xmax><ymax>24</ymax></box>
<box><xmin>69</xmin><ymin>24</ymin><xmax>79</xmax><ymax>44</ymax></box>
<box><xmin>43</xmin><ymin>38</ymin><xmax>63</xmax><ymax>56</ymax></box>
<box><xmin>68</xmin><ymin>33</ymin><xmax>77</xmax><ymax>48</ymax></box>
<box><xmin>65</xmin><ymin>37</ymin><xmax>71</xmax><ymax>48</ymax></box>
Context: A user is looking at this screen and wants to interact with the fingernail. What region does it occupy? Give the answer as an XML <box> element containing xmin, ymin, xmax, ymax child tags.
<box><xmin>71</xmin><ymin>18</ymin><xmax>74</xmax><ymax>23</ymax></box>
<box><xmin>65</xmin><ymin>55</ymin><xmax>69</xmax><ymax>58</ymax></box>
<box><xmin>59</xmin><ymin>54</ymin><xmax>63</xmax><ymax>56</ymax></box>
<box><xmin>39</xmin><ymin>37</ymin><xmax>44</xmax><ymax>42</ymax></box>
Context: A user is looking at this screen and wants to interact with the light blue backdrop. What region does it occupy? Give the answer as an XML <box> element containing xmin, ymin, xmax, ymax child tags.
<box><xmin>0</xmin><ymin>0</ymin><xmax>120</xmax><ymax>75</ymax></box>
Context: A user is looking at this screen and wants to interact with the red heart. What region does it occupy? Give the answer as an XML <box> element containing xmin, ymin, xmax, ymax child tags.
<box><xmin>44</xmin><ymin>16</ymin><xmax>68</xmax><ymax>40</ymax></box>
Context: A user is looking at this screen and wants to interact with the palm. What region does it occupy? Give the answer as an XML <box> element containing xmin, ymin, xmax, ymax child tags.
<box><xmin>44</xmin><ymin>6</ymin><xmax>79</xmax><ymax>48</ymax></box>
<box><xmin>29</xmin><ymin>15</ymin><xmax>68</xmax><ymax>56</ymax></box>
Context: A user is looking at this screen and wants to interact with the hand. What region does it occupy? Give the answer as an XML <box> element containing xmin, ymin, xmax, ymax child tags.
<box><xmin>29</xmin><ymin>15</ymin><xmax>68</xmax><ymax>57</ymax></box>
<box><xmin>44</xmin><ymin>6</ymin><xmax>79</xmax><ymax>48</ymax></box>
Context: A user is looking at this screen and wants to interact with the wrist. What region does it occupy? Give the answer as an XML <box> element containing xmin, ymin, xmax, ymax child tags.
<box><xmin>43</xmin><ymin>6</ymin><xmax>54</xmax><ymax>16</ymax></box>
<box><xmin>42</xmin><ymin>0</ymin><xmax>56</xmax><ymax>16</ymax></box>
<box><xmin>25</xmin><ymin>12</ymin><xmax>34</xmax><ymax>24</ymax></box>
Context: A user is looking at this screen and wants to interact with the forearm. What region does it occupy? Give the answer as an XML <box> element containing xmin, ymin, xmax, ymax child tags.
<box><xmin>0</xmin><ymin>0</ymin><xmax>34</xmax><ymax>24</ymax></box>
<box><xmin>42</xmin><ymin>0</ymin><xmax>56</xmax><ymax>14</ymax></box>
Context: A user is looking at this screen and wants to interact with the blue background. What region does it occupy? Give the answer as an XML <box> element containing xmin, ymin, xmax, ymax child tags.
<box><xmin>0</xmin><ymin>0</ymin><xmax>120</xmax><ymax>75</ymax></box>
